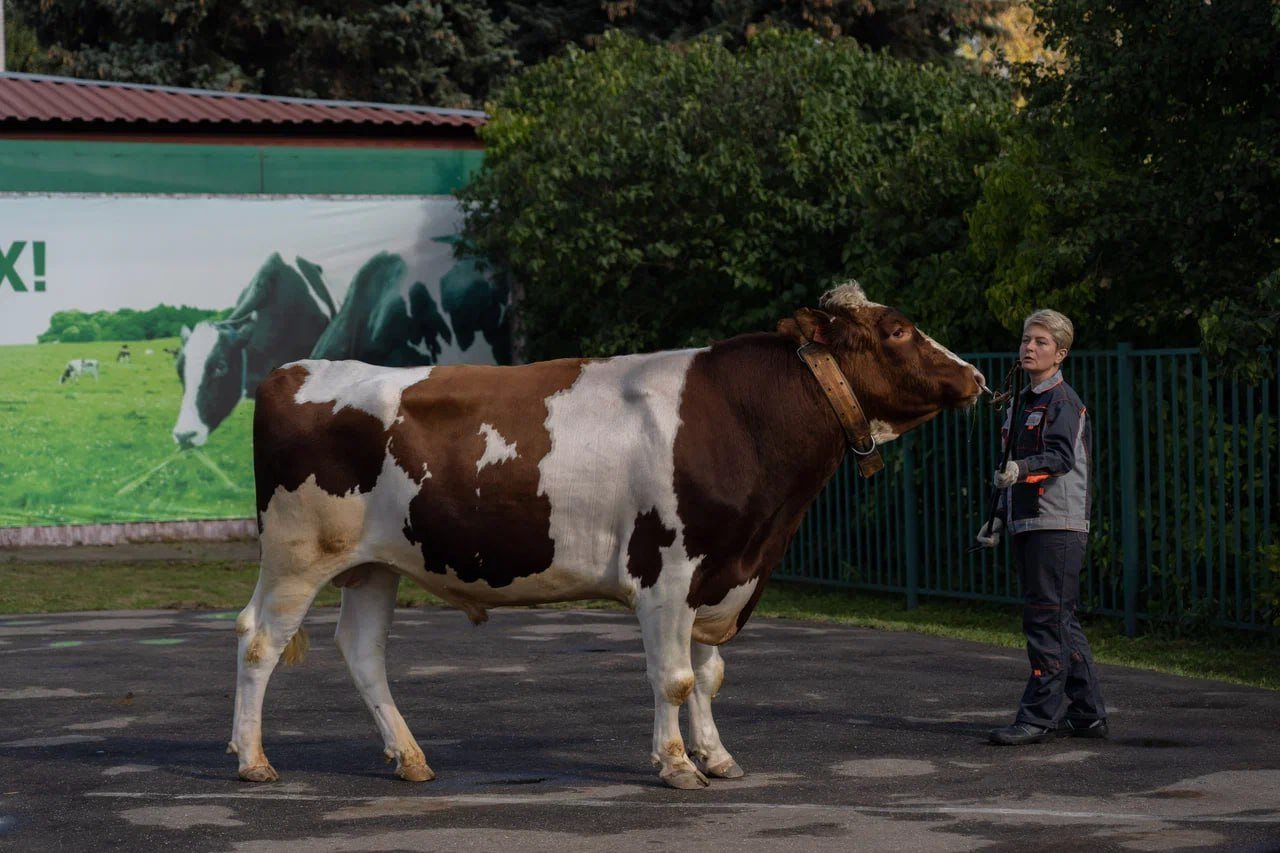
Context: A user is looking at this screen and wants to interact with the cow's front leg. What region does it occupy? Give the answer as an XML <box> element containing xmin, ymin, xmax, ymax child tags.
<box><xmin>637</xmin><ymin>595</ymin><xmax>706</xmax><ymax>789</ymax></box>
<box><xmin>334</xmin><ymin>566</ymin><xmax>433</xmax><ymax>782</ymax></box>
<box><xmin>688</xmin><ymin>642</ymin><xmax>744</xmax><ymax>778</ymax></box>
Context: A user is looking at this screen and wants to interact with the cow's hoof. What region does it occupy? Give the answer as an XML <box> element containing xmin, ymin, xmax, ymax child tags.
<box><xmin>397</xmin><ymin>762</ymin><xmax>435</xmax><ymax>783</ymax></box>
<box><xmin>239</xmin><ymin>763</ymin><xmax>279</xmax><ymax>783</ymax></box>
<box><xmin>704</xmin><ymin>758</ymin><xmax>745</xmax><ymax>779</ymax></box>
<box><xmin>660</xmin><ymin>765</ymin><xmax>709</xmax><ymax>790</ymax></box>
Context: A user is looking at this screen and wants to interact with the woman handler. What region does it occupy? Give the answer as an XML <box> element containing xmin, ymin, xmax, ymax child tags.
<box><xmin>976</xmin><ymin>309</ymin><xmax>1108</xmax><ymax>745</ymax></box>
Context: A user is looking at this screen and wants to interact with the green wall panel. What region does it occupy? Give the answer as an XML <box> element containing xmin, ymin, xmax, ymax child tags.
<box><xmin>0</xmin><ymin>140</ymin><xmax>484</xmax><ymax>195</ymax></box>
<box><xmin>260</xmin><ymin>146</ymin><xmax>481</xmax><ymax>195</ymax></box>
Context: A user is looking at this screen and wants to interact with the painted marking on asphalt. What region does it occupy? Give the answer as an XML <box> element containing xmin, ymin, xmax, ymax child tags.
<box><xmin>102</xmin><ymin>765</ymin><xmax>158</xmax><ymax>776</ymax></box>
<box><xmin>0</xmin><ymin>687</ymin><xmax>97</xmax><ymax>700</ymax></box>
<box><xmin>49</xmin><ymin>641</ymin><xmax>83</xmax><ymax>648</ymax></box>
<box><xmin>68</xmin><ymin>717</ymin><xmax>135</xmax><ymax>731</ymax></box>
<box><xmin>3</xmin><ymin>734</ymin><xmax>104</xmax><ymax>748</ymax></box>
<box><xmin>81</xmin><ymin>792</ymin><xmax>1280</xmax><ymax>824</ymax></box>
<box><xmin>138</xmin><ymin>639</ymin><xmax>186</xmax><ymax>646</ymax></box>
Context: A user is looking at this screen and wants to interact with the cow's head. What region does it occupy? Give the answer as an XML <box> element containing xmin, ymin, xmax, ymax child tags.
<box><xmin>172</xmin><ymin>314</ymin><xmax>255</xmax><ymax>448</ymax></box>
<box><xmin>778</xmin><ymin>282</ymin><xmax>984</xmax><ymax>442</ymax></box>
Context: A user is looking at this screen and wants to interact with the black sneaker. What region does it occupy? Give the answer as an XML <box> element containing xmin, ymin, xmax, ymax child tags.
<box><xmin>988</xmin><ymin>722</ymin><xmax>1053</xmax><ymax>746</ymax></box>
<box><xmin>1055</xmin><ymin>718</ymin><xmax>1109</xmax><ymax>739</ymax></box>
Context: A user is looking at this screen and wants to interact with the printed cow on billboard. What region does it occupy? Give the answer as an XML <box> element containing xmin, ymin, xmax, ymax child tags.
<box><xmin>173</xmin><ymin>245</ymin><xmax>509</xmax><ymax>447</ymax></box>
<box><xmin>172</xmin><ymin>253</ymin><xmax>333</xmax><ymax>448</ymax></box>
<box><xmin>309</xmin><ymin>249</ymin><xmax>508</xmax><ymax>366</ymax></box>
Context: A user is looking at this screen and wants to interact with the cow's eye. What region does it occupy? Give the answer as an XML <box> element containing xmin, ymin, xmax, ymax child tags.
<box><xmin>891</xmin><ymin>328</ymin><xmax>908</xmax><ymax>339</ymax></box>
<box><xmin>212</xmin><ymin>361</ymin><xmax>228</xmax><ymax>378</ymax></box>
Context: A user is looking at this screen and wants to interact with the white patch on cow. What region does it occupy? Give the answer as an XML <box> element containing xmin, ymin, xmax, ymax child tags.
<box><xmin>920</xmin><ymin>331</ymin><xmax>972</xmax><ymax>370</ymax></box>
<box><xmin>475</xmin><ymin>423</ymin><xmax>518</xmax><ymax>473</ymax></box>
<box><xmin>869</xmin><ymin>418</ymin><xmax>900</xmax><ymax>444</ymax></box>
<box><xmin>290</xmin><ymin>360</ymin><xmax>433</xmax><ymax>431</ymax></box>
<box><xmin>173</xmin><ymin>322</ymin><xmax>219</xmax><ymax>446</ymax></box>
<box><xmin>820</xmin><ymin>281</ymin><xmax>884</xmax><ymax>311</ymax></box>
<box><xmin>538</xmin><ymin>349</ymin><xmax>702</xmax><ymax>592</ymax></box>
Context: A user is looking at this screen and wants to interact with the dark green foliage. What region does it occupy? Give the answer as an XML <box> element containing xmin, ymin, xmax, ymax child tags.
<box><xmin>969</xmin><ymin>0</ymin><xmax>1280</xmax><ymax>376</ymax></box>
<box><xmin>459</xmin><ymin>30</ymin><xmax>1012</xmax><ymax>359</ymax></box>
<box><xmin>491</xmin><ymin>0</ymin><xmax>1008</xmax><ymax>66</ymax></box>
<box><xmin>12</xmin><ymin>0</ymin><xmax>518</xmax><ymax>107</ymax></box>
<box><xmin>37</xmin><ymin>305</ymin><xmax>225</xmax><ymax>344</ymax></box>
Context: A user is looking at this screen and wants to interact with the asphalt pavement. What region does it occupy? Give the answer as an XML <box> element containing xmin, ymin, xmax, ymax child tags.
<box><xmin>1</xmin><ymin>604</ymin><xmax>1278</xmax><ymax>852</ymax></box>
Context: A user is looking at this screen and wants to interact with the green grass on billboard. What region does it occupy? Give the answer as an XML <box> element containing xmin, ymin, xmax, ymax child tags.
<box><xmin>0</xmin><ymin>340</ymin><xmax>255</xmax><ymax>526</ymax></box>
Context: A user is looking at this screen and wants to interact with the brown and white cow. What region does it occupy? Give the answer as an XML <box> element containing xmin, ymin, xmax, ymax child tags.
<box><xmin>230</xmin><ymin>282</ymin><xmax>985</xmax><ymax>789</ymax></box>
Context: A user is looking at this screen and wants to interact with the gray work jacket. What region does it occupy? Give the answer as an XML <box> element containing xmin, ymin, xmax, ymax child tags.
<box><xmin>999</xmin><ymin>370</ymin><xmax>1091</xmax><ymax>534</ymax></box>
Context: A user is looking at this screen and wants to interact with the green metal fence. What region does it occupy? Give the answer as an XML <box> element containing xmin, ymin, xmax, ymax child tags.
<box><xmin>779</xmin><ymin>347</ymin><xmax>1280</xmax><ymax>635</ymax></box>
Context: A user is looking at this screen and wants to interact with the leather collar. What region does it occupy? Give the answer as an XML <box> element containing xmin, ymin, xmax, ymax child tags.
<box><xmin>796</xmin><ymin>341</ymin><xmax>885</xmax><ymax>478</ymax></box>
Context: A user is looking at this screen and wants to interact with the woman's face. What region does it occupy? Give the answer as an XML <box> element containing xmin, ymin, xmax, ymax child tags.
<box><xmin>1020</xmin><ymin>323</ymin><xmax>1065</xmax><ymax>379</ymax></box>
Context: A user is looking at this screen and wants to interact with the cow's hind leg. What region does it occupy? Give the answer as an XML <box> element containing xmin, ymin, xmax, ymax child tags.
<box><xmin>229</xmin><ymin>572</ymin><xmax>321</xmax><ymax>782</ymax></box>
<box><xmin>637</xmin><ymin>594</ymin><xmax>707</xmax><ymax>790</ymax></box>
<box><xmin>688</xmin><ymin>642</ymin><xmax>744</xmax><ymax>779</ymax></box>
<box><xmin>334</xmin><ymin>565</ymin><xmax>433</xmax><ymax>782</ymax></box>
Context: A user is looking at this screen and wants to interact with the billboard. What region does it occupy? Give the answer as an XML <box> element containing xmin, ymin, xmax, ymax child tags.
<box><xmin>0</xmin><ymin>195</ymin><xmax>507</xmax><ymax>530</ymax></box>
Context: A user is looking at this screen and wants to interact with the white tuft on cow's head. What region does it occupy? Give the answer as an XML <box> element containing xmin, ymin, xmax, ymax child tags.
<box><xmin>819</xmin><ymin>280</ymin><xmax>883</xmax><ymax>312</ymax></box>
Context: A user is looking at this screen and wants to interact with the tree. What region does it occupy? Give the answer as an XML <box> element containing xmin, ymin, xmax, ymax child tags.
<box><xmin>459</xmin><ymin>30</ymin><xmax>1012</xmax><ymax>360</ymax></box>
<box><xmin>37</xmin><ymin>305</ymin><xmax>225</xmax><ymax>343</ymax></box>
<box><xmin>969</xmin><ymin>0</ymin><xmax>1280</xmax><ymax>376</ymax></box>
<box><xmin>12</xmin><ymin>0</ymin><xmax>518</xmax><ymax>108</ymax></box>
<box><xmin>492</xmin><ymin>0</ymin><xmax>1011</xmax><ymax>67</ymax></box>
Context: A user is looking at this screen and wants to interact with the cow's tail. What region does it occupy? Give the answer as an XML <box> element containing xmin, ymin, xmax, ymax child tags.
<box><xmin>281</xmin><ymin>626</ymin><xmax>309</xmax><ymax>666</ymax></box>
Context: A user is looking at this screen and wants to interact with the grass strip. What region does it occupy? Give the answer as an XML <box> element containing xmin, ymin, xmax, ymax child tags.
<box><xmin>1</xmin><ymin>559</ymin><xmax>1275</xmax><ymax>691</ymax></box>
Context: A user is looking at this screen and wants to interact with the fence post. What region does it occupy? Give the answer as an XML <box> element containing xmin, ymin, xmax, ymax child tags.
<box><xmin>1116</xmin><ymin>343</ymin><xmax>1140</xmax><ymax>636</ymax></box>
<box><xmin>902</xmin><ymin>432</ymin><xmax>920</xmax><ymax>610</ymax></box>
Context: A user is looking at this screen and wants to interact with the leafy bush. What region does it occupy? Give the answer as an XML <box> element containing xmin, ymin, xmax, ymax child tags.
<box><xmin>459</xmin><ymin>29</ymin><xmax>1012</xmax><ymax>360</ymax></box>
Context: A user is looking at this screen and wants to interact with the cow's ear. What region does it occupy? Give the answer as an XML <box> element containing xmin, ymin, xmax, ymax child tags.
<box><xmin>776</xmin><ymin>317</ymin><xmax>804</xmax><ymax>343</ymax></box>
<box><xmin>225</xmin><ymin>311</ymin><xmax>258</xmax><ymax>346</ymax></box>
<box><xmin>792</xmin><ymin>308</ymin><xmax>835</xmax><ymax>345</ymax></box>
<box><xmin>226</xmin><ymin>310</ymin><xmax>257</xmax><ymax>329</ymax></box>
<box><xmin>180</xmin><ymin>325</ymin><xmax>191</xmax><ymax>343</ymax></box>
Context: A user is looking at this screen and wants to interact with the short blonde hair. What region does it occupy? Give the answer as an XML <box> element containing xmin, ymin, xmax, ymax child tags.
<box><xmin>1023</xmin><ymin>309</ymin><xmax>1074</xmax><ymax>351</ymax></box>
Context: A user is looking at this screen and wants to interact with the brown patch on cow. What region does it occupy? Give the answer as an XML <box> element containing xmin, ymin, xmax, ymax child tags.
<box><xmin>674</xmin><ymin>339</ymin><xmax>845</xmax><ymax>626</ymax></box>
<box><xmin>666</xmin><ymin>674</ymin><xmax>696</xmax><ymax>705</ymax></box>
<box><xmin>664</xmin><ymin>739</ymin><xmax>686</xmax><ymax>758</ymax></box>
<box><xmin>626</xmin><ymin>508</ymin><xmax>676</xmax><ymax>588</ymax></box>
<box><xmin>252</xmin><ymin>365</ymin><xmax>390</xmax><ymax>520</ymax></box>
<box><xmin>388</xmin><ymin>360</ymin><xmax>586</xmax><ymax>588</ymax></box>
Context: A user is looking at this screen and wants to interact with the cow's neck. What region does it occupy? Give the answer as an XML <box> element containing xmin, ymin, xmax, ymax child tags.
<box><xmin>691</xmin><ymin>333</ymin><xmax>853</xmax><ymax>509</ymax></box>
